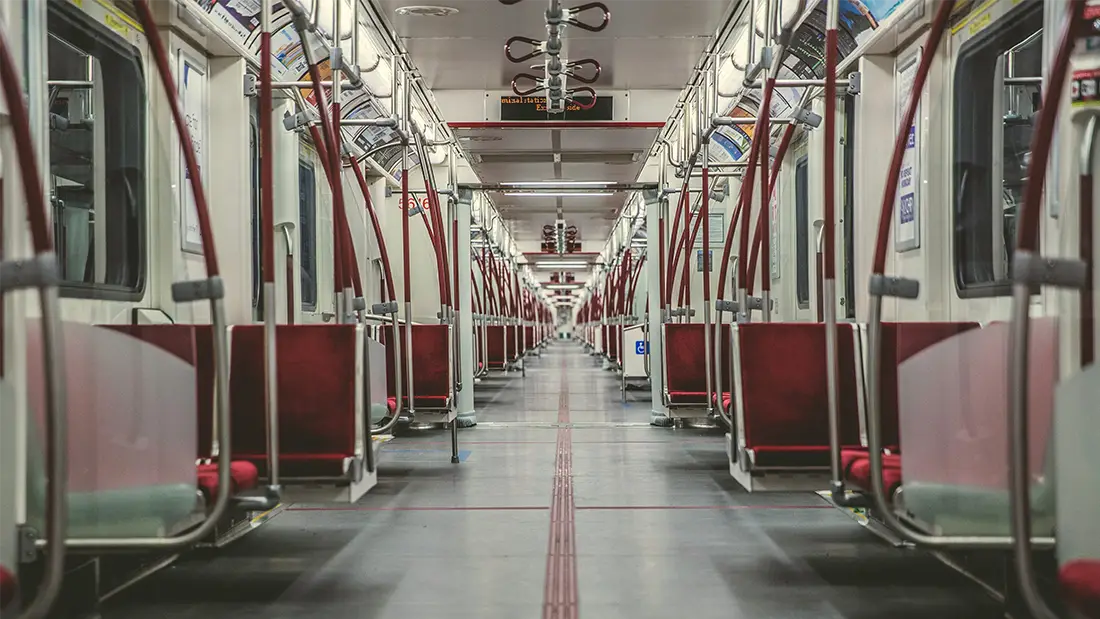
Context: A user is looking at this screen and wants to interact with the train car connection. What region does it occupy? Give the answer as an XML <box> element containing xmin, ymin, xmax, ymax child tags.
<box><xmin>0</xmin><ymin>0</ymin><xmax>1096</xmax><ymax>617</ymax></box>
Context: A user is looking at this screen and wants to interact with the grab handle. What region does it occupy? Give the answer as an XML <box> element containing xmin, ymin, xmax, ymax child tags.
<box><xmin>505</xmin><ymin>36</ymin><xmax>545</xmax><ymax>64</ymax></box>
<box><xmin>564</xmin><ymin>2</ymin><xmax>610</xmax><ymax>32</ymax></box>
<box><xmin>567</xmin><ymin>58</ymin><xmax>601</xmax><ymax>84</ymax></box>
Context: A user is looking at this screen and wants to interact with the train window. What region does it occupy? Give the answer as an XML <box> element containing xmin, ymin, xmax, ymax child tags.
<box><xmin>299</xmin><ymin>160</ymin><xmax>318</xmax><ymax>311</ymax></box>
<box><xmin>47</xmin><ymin>2</ymin><xmax>146</xmax><ymax>298</ymax></box>
<box><xmin>952</xmin><ymin>0</ymin><xmax>1042</xmax><ymax>296</ymax></box>
<box><xmin>250</xmin><ymin>110</ymin><xmax>263</xmax><ymax>320</ymax></box>
<box><xmin>842</xmin><ymin>94</ymin><xmax>856</xmax><ymax>319</ymax></box>
<box><xmin>795</xmin><ymin>156</ymin><xmax>810</xmax><ymax>308</ymax></box>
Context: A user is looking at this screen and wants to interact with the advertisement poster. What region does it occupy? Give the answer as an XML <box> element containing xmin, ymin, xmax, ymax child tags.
<box><xmin>894</xmin><ymin>49</ymin><xmax>921</xmax><ymax>252</ymax></box>
<box><xmin>179</xmin><ymin>54</ymin><xmax>207</xmax><ymax>254</ymax></box>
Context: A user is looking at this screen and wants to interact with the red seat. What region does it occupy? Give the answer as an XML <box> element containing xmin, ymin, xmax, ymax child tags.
<box><xmin>196</xmin><ymin>461</ymin><xmax>259</xmax><ymax>501</ymax></box>
<box><xmin>878</xmin><ymin>322</ymin><xmax>980</xmax><ymax>450</ymax></box>
<box><xmin>839</xmin><ymin>323</ymin><xmax>979</xmax><ymax>493</ymax></box>
<box><xmin>383</xmin><ymin>324</ymin><xmax>452</xmax><ymax>410</ymax></box>
<box><xmin>1061</xmin><ymin>560</ymin><xmax>1100</xmax><ymax>618</ymax></box>
<box><xmin>0</xmin><ymin>564</ymin><xmax>16</xmax><ymax>610</ymax></box>
<box><xmin>846</xmin><ymin>453</ymin><xmax>903</xmax><ymax>496</ymax></box>
<box><xmin>104</xmin><ymin>325</ymin><xmax>256</xmax><ymax>500</ymax></box>
<box><xmin>733</xmin><ymin>323</ymin><xmax>862</xmax><ymax>468</ymax></box>
<box><xmin>230</xmin><ymin>325</ymin><xmax>360</xmax><ymax>478</ymax></box>
<box><xmin>486</xmin><ymin>325</ymin><xmax>506</xmax><ymax>369</ymax></box>
<box><xmin>664</xmin><ymin>323</ymin><xmax>731</xmax><ymax>407</ymax></box>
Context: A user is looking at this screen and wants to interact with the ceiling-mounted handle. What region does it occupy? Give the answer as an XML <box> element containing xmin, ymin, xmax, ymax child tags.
<box><xmin>505</xmin><ymin>36</ymin><xmax>545</xmax><ymax>63</ymax></box>
<box><xmin>567</xmin><ymin>58</ymin><xmax>601</xmax><ymax>84</ymax></box>
<box><xmin>564</xmin><ymin>2</ymin><xmax>610</xmax><ymax>32</ymax></box>
<box><xmin>567</xmin><ymin>86</ymin><xmax>598</xmax><ymax>110</ymax></box>
<box><xmin>511</xmin><ymin>72</ymin><xmax>544</xmax><ymax>97</ymax></box>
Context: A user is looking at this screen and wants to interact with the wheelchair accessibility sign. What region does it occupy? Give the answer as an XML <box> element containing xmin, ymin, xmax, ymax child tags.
<box><xmin>635</xmin><ymin>340</ymin><xmax>648</xmax><ymax>355</ymax></box>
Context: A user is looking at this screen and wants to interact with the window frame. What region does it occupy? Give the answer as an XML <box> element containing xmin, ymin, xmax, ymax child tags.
<box><xmin>48</xmin><ymin>0</ymin><xmax>147</xmax><ymax>301</ymax></box>
<box><xmin>842</xmin><ymin>93</ymin><xmax>856</xmax><ymax>319</ymax></box>
<box><xmin>249</xmin><ymin>103</ymin><xmax>263</xmax><ymax>320</ymax></box>
<box><xmin>298</xmin><ymin>156</ymin><xmax>318</xmax><ymax>312</ymax></box>
<box><xmin>795</xmin><ymin>155</ymin><xmax>810</xmax><ymax>309</ymax></box>
<box><xmin>950</xmin><ymin>0</ymin><xmax>1042</xmax><ymax>299</ymax></box>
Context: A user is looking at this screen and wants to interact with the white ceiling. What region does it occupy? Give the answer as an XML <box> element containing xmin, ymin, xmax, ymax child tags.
<box><xmin>376</xmin><ymin>0</ymin><xmax>734</xmax><ymax>90</ymax></box>
<box><xmin>374</xmin><ymin>0</ymin><xmax>736</xmax><ymax>285</ymax></box>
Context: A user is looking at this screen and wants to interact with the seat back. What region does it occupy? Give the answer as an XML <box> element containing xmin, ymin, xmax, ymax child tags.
<box><xmin>382</xmin><ymin>324</ymin><xmax>451</xmax><ymax>402</ymax></box>
<box><xmin>485</xmin><ymin>325</ymin><xmax>506</xmax><ymax>367</ymax></box>
<box><xmin>663</xmin><ymin>323</ymin><xmax>706</xmax><ymax>399</ymax></box>
<box><xmin>877</xmin><ymin>322</ymin><xmax>980</xmax><ymax>447</ymax></box>
<box><xmin>733</xmin><ymin>323</ymin><xmax>861</xmax><ymax>460</ymax></box>
<box><xmin>102</xmin><ymin>324</ymin><xmax>216</xmax><ymax>458</ymax></box>
<box><xmin>898</xmin><ymin>318</ymin><xmax>1057</xmax><ymax>490</ymax></box>
<box><xmin>230</xmin><ymin>324</ymin><xmax>360</xmax><ymax>476</ymax></box>
<box><xmin>25</xmin><ymin>321</ymin><xmax>197</xmax><ymax>536</ymax></box>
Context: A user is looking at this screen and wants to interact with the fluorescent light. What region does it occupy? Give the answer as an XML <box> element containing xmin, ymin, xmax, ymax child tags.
<box><xmin>546</xmin><ymin>284</ymin><xmax>581</xmax><ymax>290</ymax></box>
<box><xmin>502</xmin><ymin>191</ymin><xmax>614</xmax><ymax>197</ymax></box>
<box><xmin>534</xmin><ymin>261</ymin><xmax>589</xmax><ymax>269</ymax></box>
<box><xmin>501</xmin><ymin>181</ymin><xmax>615</xmax><ymax>187</ymax></box>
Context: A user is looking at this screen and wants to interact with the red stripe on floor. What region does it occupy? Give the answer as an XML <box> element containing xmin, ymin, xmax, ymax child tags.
<box><xmin>544</xmin><ymin>355</ymin><xmax>578</xmax><ymax>619</ymax></box>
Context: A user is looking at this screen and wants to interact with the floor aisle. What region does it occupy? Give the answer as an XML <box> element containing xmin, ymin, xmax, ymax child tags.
<box><xmin>100</xmin><ymin>341</ymin><xmax>1006</xmax><ymax>619</ymax></box>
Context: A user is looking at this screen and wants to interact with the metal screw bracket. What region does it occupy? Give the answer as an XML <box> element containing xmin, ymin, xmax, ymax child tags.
<box><xmin>745</xmin><ymin>296</ymin><xmax>773</xmax><ymax>311</ymax></box>
<box><xmin>351</xmin><ymin>297</ymin><xmax>367</xmax><ymax>311</ymax></box>
<box><xmin>846</xmin><ymin>71</ymin><xmax>862</xmax><ymax>96</ymax></box>
<box><xmin>243</xmin><ymin>73</ymin><xmax>258</xmax><ymax>97</ymax></box>
<box><xmin>715</xmin><ymin>299</ymin><xmax>739</xmax><ymax>313</ymax></box>
<box><xmin>790</xmin><ymin>107</ymin><xmax>822</xmax><ymax>128</ymax></box>
<box><xmin>18</xmin><ymin>526</ymin><xmax>39</xmax><ymax>563</ymax></box>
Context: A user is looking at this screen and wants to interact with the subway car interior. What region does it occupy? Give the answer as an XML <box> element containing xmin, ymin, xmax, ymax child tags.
<box><xmin>1</xmin><ymin>0</ymin><xmax>1098</xmax><ymax>617</ymax></box>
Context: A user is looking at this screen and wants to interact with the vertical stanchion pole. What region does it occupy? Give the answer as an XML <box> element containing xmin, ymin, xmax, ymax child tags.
<box><xmin>822</xmin><ymin>0</ymin><xmax>843</xmax><ymax>495</ymax></box>
<box><xmin>399</xmin><ymin>63</ymin><xmax>416</xmax><ymax>420</ymax></box>
<box><xmin>259</xmin><ymin>0</ymin><xmax>280</xmax><ymax>488</ymax></box>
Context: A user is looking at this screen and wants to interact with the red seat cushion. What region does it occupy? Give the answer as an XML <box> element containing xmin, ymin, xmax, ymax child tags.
<box><xmin>196</xmin><ymin>461</ymin><xmax>260</xmax><ymax>500</ymax></box>
<box><xmin>0</xmin><ymin>564</ymin><xmax>16</xmax><ymax>610</ymax></box>
<box><xmin>846</xmin><ymin>453</ymin><xmax>903</xmax><ymax>496</ymax></box>
<box><xmin>1061</xmin><ymin>560</ymin><xmax>1100</xmax><ymax>618</ymax></box>
<box><xmin>387</xmin><ymin>397</ymin><xmax>397</xmax><ymax>413</ymax></box>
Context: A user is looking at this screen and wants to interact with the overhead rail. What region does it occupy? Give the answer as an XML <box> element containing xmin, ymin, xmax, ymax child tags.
<box><xmin>500</xmin><ymin>0</ymin><xmax>610</xmax><ymax>112</ymax></box>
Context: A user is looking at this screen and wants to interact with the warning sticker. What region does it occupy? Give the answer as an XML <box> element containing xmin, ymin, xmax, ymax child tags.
<box><xmin>1072</xmin><ymin>69</ymin><xmax>1100</xmax><ymax>107</ymax></box>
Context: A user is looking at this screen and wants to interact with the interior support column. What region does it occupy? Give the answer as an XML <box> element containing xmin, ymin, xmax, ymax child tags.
<box><xmin>456</xmin><ymin>189</ymin><xmax>477</xmax><ymax>426</ymax></box>
<box><xmin>645</xmin><ymin>189</ymin><xmax>668</xmax><ymax>424</ymax></box>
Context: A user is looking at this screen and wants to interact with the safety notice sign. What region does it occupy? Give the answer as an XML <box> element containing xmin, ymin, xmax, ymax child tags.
<box><xmin>1072</xmin><ymin>69</ymin><xmax>1100</xmax><ymax>107</ymax></box>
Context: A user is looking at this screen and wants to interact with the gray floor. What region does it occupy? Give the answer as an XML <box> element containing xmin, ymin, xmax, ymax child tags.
<box><xmin>101</xmin><ymin>341</ymin><xmax>1007</xmax><ymax>619</ymax></box>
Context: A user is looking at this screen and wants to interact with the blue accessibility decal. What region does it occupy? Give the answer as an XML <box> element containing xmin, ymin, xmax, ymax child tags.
<box><xmin>635</xmin><ymin>340</ymin><xmax>648</xmax><ymax>355</ymax></box>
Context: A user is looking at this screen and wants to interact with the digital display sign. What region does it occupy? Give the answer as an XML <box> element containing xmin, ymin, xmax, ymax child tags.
<box><xmin>500</xmin><ymin>95</ymin><xmax>614</xmax><ymax>121</ymax></box>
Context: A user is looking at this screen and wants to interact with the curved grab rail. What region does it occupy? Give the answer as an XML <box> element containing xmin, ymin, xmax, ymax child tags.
<box><xmin>37</xmin><ymin>0</ymin><xmax>239</xmax><ymax>554</ymax></box>
<box><xmin>505</xmin><ymin>36</ymin><xmax>545</xmax><ymax>64</ymax></box>
<box><xmin>0</xmin><ymin>16</ymin><xmax>68</xmax><ymax>619</ymax></box>
<box><xmin>1007</xmin><ymin>3</ymin><xmax>1088</xmax><ymax>618</ymax></box>
<box><xmin>563</xmin><ymin>2</ymin><xmax>611</xmax><ymax>32</ymax></box>
<box><xmin>566</xmin><ymin>58</ymin><xmax>601</xmax><ymax>84</ymax></box>
<box><xmin>862</xmin><ymin>0</ymin><xmax>1053</xmax><ymax>550</ymax></box>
